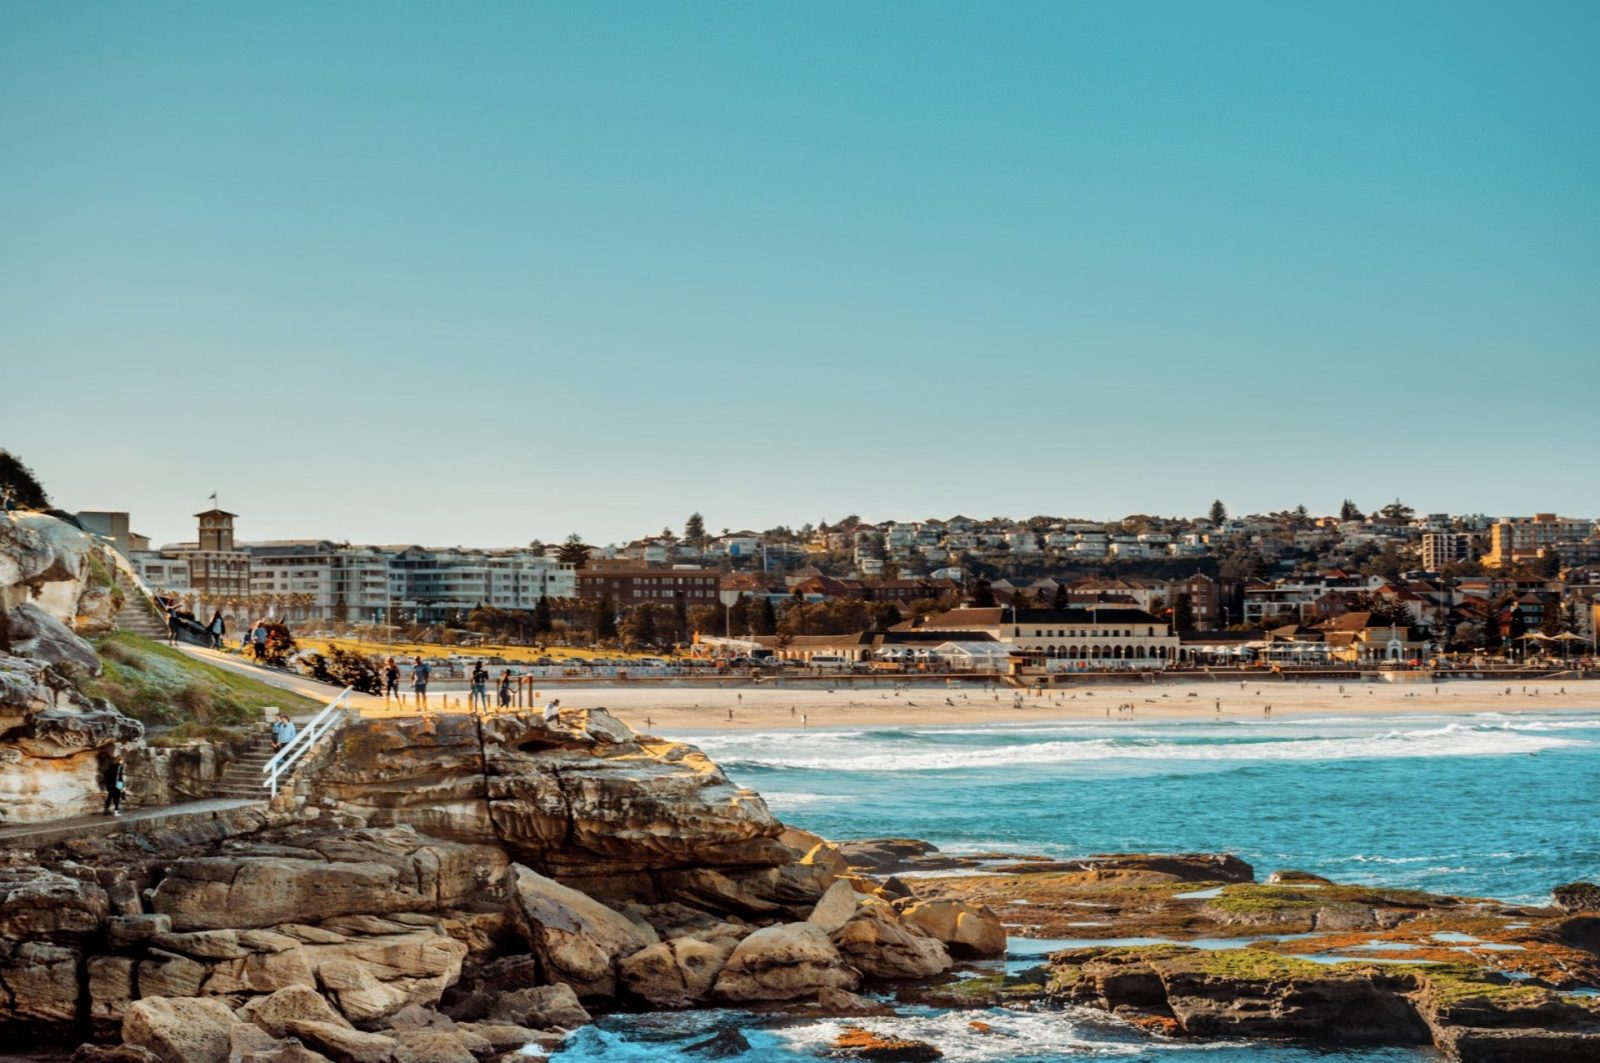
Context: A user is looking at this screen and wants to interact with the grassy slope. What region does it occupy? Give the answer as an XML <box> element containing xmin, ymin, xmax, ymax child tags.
<box><xmin>82</xmin><ymin>631</ymin><xmax>322</xmax><ymax>730</ymax></box>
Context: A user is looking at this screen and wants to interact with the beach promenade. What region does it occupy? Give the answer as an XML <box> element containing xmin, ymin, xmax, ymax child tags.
<box><xmin>173</xmin><ymin>645</ymin><xmax>1600</xmax><ymax>733</ymax></box>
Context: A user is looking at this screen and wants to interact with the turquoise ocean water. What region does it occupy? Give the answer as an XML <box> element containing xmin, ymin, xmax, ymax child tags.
<box><xmin>554</xmin><ymin>709</ymin><xmax>1600</xmax><ymax>1061</ymax></box>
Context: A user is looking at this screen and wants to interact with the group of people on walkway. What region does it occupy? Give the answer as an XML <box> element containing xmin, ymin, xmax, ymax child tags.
<box><xmin>379</xmin><ymin>656</ymin><xmax>561</xmax><ymax>719</ymax></box>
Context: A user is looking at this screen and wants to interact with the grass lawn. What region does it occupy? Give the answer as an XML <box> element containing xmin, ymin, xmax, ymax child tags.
<box><xmin>82</xmin><ymin>631</ymin><xmax>323</xmax><ymax>730</ymax></box>
<box><xmin>297</xmin><ymin>636</ymin><xmax>677</xmax><ymax>664</ymax></box>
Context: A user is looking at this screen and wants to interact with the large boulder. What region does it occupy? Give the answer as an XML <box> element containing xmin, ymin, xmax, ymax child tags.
<box><xmin>122</xmin><ymin>995</ymin><xmax>247</xmax><ymax>1063</ymax></box>
<box><xmin>0</xmin><ymin>864</ymin><xmax>111</xmax><ymax>943</ymax></box>
<box><xmin>0</xmin><ymin>512</ymin><xmax>100</xmax><ymax>619</ymax></box>
<box><xmin>619</xmin><ymin>934</ymin><xmax>739</xmax><ymax>1007</ymax></box>
<box><xmin>897</xmin><ymin>898</ymin><xmax>1007</xmax><ymax>958</ymax></box>
<box><xmin>237</xmin><ymin>985</ymin><xmax>353</xmax><ymax>1037</ymax></box>
<box><xmin>830</xmin><ymin>905</ymin><xmax>950</xmax><ymax>980</ymax></box>
<box><xmin>483</xmin><ymin>983</ymin><xmax>590</xmax><ymax>1030</ymax></box>
<box><xmin>0</xmin><ymin>939</ymin><xmax>82</xmax><ymax>1027</ymax></box>
<box><xmin>7</xmin><ymin>602</ymin><xmax>101</xmax><ymax>674</ymax></box>
<box><xmin>713</xmin><ymin>922</ymin><xmax>860</xmax><ymax>1002</ymax></box>
<box><xmin>506</xmin><ymin>865</ymin><xmax>656</xmax><ymax>998</ymax></box>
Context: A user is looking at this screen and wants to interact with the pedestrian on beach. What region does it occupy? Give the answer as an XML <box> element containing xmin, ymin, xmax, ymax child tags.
<box><xmin>383</xmin><ymin>657</ymin><xmax>401</xmax><ymax>703</ymax></box>
<box><xmin>412</xmin><ymin>656</ymin><xmax>431</xmax><ymax>711</ymax></box>
<box><xmin>469</xmin><ymin>661</ymin><xmax>489</xmax><ymax>712</ymax></box>
<box><xmin>101</xmin><ymin>751</ymin><xmax>126</xmax><ymax>816</ymax></box>
<box><xmin>497</xmin><ymin>670</ymin><xmax>513</xmax><ymax>710</ymax></box>
<box><xmin>207</xmin><ymin>610</ymin><xmax>225</xmax><ymax>650</ymax></box>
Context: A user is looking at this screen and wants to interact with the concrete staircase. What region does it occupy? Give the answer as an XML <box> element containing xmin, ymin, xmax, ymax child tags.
<box><xmin>113</xmin><ymin>572</ymin><xmax>169</xmax><ymax>640</ymax></box>
<box><xmin>208</xmin><ymin>732</ymin><xmax>277</xmax><ymax>799</ymax></box>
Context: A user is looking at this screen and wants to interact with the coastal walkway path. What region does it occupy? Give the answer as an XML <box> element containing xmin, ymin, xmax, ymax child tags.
<box><xmin>0</xmin><ymin>797</ymin><xmax>263</xmax><ymax>850</ymax></box>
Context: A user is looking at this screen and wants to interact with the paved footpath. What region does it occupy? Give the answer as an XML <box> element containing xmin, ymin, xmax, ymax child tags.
<box><xmin>0</xmin><ymin>797</ymin><xmax>262</xmax><ymax>849</ymax></box>
<box><xmin>175</xmin><ymin>645</ymin><xmax>394</xmax><ymax>715</ymax></box>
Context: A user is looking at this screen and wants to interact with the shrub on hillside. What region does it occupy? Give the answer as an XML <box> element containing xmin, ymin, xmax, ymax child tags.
<box><xmin>301</xmin><ymin>647</ymin><xmax>381</xmax><ymax>694</ymax></box>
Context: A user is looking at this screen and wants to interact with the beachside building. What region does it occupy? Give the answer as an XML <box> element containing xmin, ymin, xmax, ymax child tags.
<box><xmin>577</xmin><ymin>566</ymin><xmax>721</xmax><ymax>607</ymax></box>
<box><xmin>1422</xmin><ymin>532</ymin><xmax>1476</xmax><ymax>571</ymax></box>
<box><xmin>1483</xmin><ymin>515</ymin><xmax>1595</xmax><ymax>569</ymax></box>
<box><xmin>913</xmin><ymin>604</ymin><xmax>1179</xmax><ymax>669</ymax></box>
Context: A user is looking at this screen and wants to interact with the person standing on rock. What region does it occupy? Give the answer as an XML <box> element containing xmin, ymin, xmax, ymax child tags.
<box><xmin>101</xmin><ymin>751</ymin><xmax>126</xmax><ymax>816</ymax></box>
<box><xmin>207</xmin><ymin>610</ymin><xmax>226</xmax><ymax>650</ymax></box>
<box><xmin>412</xmin><ymin>656</ymin><xmax>431</xmax><ymax>712</ymax></box>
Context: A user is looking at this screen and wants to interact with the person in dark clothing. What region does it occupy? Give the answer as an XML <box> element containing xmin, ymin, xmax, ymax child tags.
<box><xmin>102</xmin><ymin>752</ymin><xmax>126</xmax><ymax>816</ymax></box>
<box><xmin>383</xmin><ymin>657</ymin><xmax>401</xmax><ymax>703</ymax></box>
<box><xmin>469</xmin><ymin>661</ymin><xmax>489</xmax><ymax>712</ymax></box>
<box><xmin>496</xmin><ymin>669</ymin><xmax>513</xmax><ymax>711</ymax></box>
<box><xmin>207</xmin><ymin>610</ymin><xmax>226</xmax><ymax>650</ymax></box>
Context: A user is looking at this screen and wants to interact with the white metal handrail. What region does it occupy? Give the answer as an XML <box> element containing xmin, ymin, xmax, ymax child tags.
<box><xmin>262</xmin><ymin>686</ymin><xmax>351</xmax><ymax>797</ymax></box>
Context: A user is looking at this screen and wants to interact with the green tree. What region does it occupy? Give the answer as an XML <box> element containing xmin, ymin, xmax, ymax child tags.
<box><xmin>619</xmin><ymin>604</ymin><xmax>659</xmax><ymax>648</ymax></box>
<box><xmin>1172</xmin><ymin>593</ymin><xmax>1196</xmax><ymax>632</ymax></box>
<box><xmin>533</xmin><ymin>595</ymin><xmax>554</xmax><ymax>637</ymax></box>
<box><xmin>672</xmin><ymin>591</ymin><xmax>689</xmax><ymax>642</ymax></box>
<box><xmin>556</xmin><ymin>534</ymin><xmax>592</xmax><ymax>568</ymax></box>
<box><xmin>684</xmin><ymin>512</ymin><xmax>707</xmax><ymax>549</ymax></box>
<box><xmin>971</xmin><ymin>578</ymin><xmax>997</xmax><ymax>607</ymax></box>
<box><xmin>592</xmin><ymin>594</ymin><xmax>618</xmax><ymax>641</ymax></box>
<box><xmin>0</xmin><ymin>450</ymin><xmax>49</xmax><ymax>509</ymax></box>
<box><xmin>1378</xmin><ymin>500</ymin><xmax>1415</xmax><ymax>523</ymax></box>
<box><xmin>755</xmin><ymin>597</ymin><xmax>778</xmax><ymax>636</ymax></box>
<box><xmin>1052</xmin><ymin>583</ymin><xmax>1069</xmax><ymax>610</ymax></box>
<box><xmin>1209</xmin><ymin>500</ymin><xmax>1228</xmax><ymax>525</ymax></box>
<box><xmin>1339</xmin><ymin>499</ymin><xmax>1364</xmax><ymax>521</ymax></box>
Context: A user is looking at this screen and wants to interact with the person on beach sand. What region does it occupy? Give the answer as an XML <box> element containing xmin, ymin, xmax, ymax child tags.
<box><xmin>383</xmin><ymin>657</ymin><xmax>400</xmax><ymax>703</ymax></box>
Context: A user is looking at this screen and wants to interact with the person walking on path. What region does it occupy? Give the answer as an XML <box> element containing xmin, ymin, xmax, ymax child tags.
<box><xmin>164</xmin><ymin>600</ymin><xmax>180</xmax><ymax>646</ymax></box>
<box><xmin>496</xmin><ymin>669</ymin><xmax>513</xmax><ymax>711</ymax></box>
<box><xmin>412</xmin><ymin>656</ymin><xmax>432</xmax><ymax>713</ymax></box>
<box><xmin>383</xmin><ymin>657</ymin><xmax>401</xmax><ymax>704</ymax></box>
<box><xmin>251</xmin><ymin>622</ymin><xmax>268</xmax><ymax>662</ymax></box>
<box><xmin>101</xmin><ymin>751</ymin><xmax>126</xmax><ymax>816</ymax></box>
<box><xmin>469</xmin><ymin>661</ymin><xmax>489</xmax><ymax>713</ymax></box>
<box><xmin>207</xmin><ymin>610</ymin><xmax>226</xmax><ymax>650</ymax></box>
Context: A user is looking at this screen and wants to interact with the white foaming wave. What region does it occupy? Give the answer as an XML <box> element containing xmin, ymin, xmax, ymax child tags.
<box><xmin>721</xmin><ymin>727</ymin><xmax>1579</xmax><ymax>772</ymax></box>
<box><xmin>768</xmin><ymin>1007</ymin><xmax>1201</xmax><ymax>1059</ymax></box>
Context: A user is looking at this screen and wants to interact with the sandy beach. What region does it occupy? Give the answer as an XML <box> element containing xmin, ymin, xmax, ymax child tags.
<box><xmin>352</xmin><ymin>675</ymin><xmax>1600</xmax><ymax>734</ymax></box>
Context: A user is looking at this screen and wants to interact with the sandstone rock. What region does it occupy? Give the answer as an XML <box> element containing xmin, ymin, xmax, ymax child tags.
<box><xmin>816</xmin><ymin>987</ymin><xmax>894</xmax><ymax>1016</ymax></box>
<box><xmin>151</xmin><ymin>826</ymin><xmax>504</xmax><ymax>931</ymax></box>
<box><xmin>801</xmin><ymin>842</ymin><xmax>849</xmax><ymax>883</ymax></box>
<box><xmin>898</xmin><ymin>898</ymin><xmax>1006</xmax><ymax>958</ymax></box>
<box><xmin>384</xmin><ymin>1001</ymin><xmax>456</xmax><ymax>1031</ymax></box>
<box><xmin>807</xmin><ymin>879</ymin><xmax>864</xmax><ymax>932</ymax></box>
<box><xmin>7</xmin><ymin>601</ymin><xmax>101</xmax><ymax>673</ymax></box>
<box><xmin>1552</xmin><ymin>881</ymin><xmax>1600</xmax><ymax>913</ymax></box>
<box><xmin>454</xmin><ymin>1022</ymin><xmax>552</xmax><ymax>1052</ymax></box>
<box><xmin>227</xmin><ymin>1023</ymin><xmax>283</xmax><ymax>1059</ymax></box>
<box><xmin>0</xmin><ymin>512</ymin><xmax>101</xmax><ymax>619</ymax></box>
<box><xmin>506</xmin><ymin>864</ymin><xmax>656</xmax><ymax>998</ymax></box>
<box><xmin>837</xmin><ymin>839</ymin><xmax>941</xmax><ymax>875</ymax></box>
<box><xmin>88</xmin><ymin>954</ymin><xmax>136</xmax><ymax>1036</ymax></box>
<box><xmin>68</xmin><ymin>1045</ymin><xmax>162</xmax><ymax>1063</ymax></box>
<box><xmin>619</xmin><ymin>935</ymin><xmax>737</xmax><ymax>1007</ymax></box>
<box><xmin>232</xmin><ymin>1041</ymin><xmax>336</xmax><ymax>1063</ymax></box>
<box><xmin>778</xmin><ymin>826</ymin><xmax>827</xmax><ymax>855</ymax></box>
<box><xmin>831</xmin><ymin>905</ymin><xmax>950</xmax><ymax>980</ymax></box>
<box><xmin>123</xmin><ymin>995</ymin><xmax>246</xmax><ymax>1063</ymax></box>
<box><xmin>391</xmin><ymin>1029</ymin><xmax>480</xmax><ymax>1063</ymax></box>
<box><xmin>108</xmin><ymin>913</ymin><xmax>172</xmax><ymax>950</ymax></box>
<box><xmin>484</xmin><ymin>983</ymin><xmax>590</xmax><ymax>1030</ymax></box>
<box><xmin>238</xmin><ymin>985</ymin><xmax>353</xmax><ymax>1038</ymax></box>
<box><xmin>0</xmin><ymin>939</ymin><xmax>81</xmax><ymax>1026</ymax></box>
<box><xmin>713</xmin><ymin>922</ymin><xmax>860</xmax><ymax>1002</ymax></box>
<box><xmin>282</xmin><ymin>1020</ymin><xmax>397</xmax><ymax>1063</ymax></box>
<box><xmin>319</xmin><ymin>713</ymin><xmax>791</xmax><ymax>878</ymax></box>
<box><xmin>0</xmin><ymin>864</ymin><xmax>111</xmax><ymax>942</ymax></box>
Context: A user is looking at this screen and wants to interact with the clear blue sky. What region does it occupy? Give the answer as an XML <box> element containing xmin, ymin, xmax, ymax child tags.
<box><xmin>3</xmin><ymin>1</ymin><xmax>1597</xmax><ymax>548</ymax></box>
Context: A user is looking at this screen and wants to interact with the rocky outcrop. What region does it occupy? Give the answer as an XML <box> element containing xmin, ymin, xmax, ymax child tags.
<box><xmin>318</xmin><ymin>713</ymin><xmax>791</xmax><ymax>882</ymax></box>
<box><xmin>149</xmin><ymin>824</ymin><xmax>505</xmax><ymax>931</ymax></box>
<box><xmin>896</xmin><ymin>898</ymin><xmax>1006</xmax><ymax>959</ymax></box>
<box><xmin>7</xmin><ymin>603</ymin><xmax>101</xmax><ymax>674</ymax></box>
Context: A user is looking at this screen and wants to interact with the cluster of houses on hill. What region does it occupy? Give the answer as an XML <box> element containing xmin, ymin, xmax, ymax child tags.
<box><xmin>600</xmin><ymin>511</ymin><xmax>1600</xmax><ymax>578</ymax></box>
